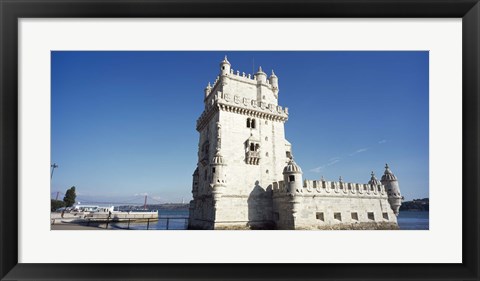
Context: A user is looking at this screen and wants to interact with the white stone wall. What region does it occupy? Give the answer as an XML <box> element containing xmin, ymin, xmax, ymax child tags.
<box><xmin>272</xmin><ymin>180</ymin><xmax>397</xmax><ymax>229</ymax></box>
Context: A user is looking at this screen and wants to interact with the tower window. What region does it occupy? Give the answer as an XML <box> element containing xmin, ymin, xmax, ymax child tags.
<box><xmin>383</xmin><ymin>212</ymin><xmax>389</xmax><ymax>220</ymax></box>
<box><xmin>286</xmin><ymin>151</ymin><xmax>292</xmax><ymax>159</ymax></box>
<box><xmin>265</xmin><ymin>152</ymin><xmax>269</xmax><ymax>157</ymax></box>
<box><xmin>316</xmin><ymin>212</ymin><xmax>324</xmax><ymax>221</ymax></box>
<box><xmin>212</xmin><ymin>167</ymin><xmax>215</xmax><ymax>174</ymax></box>
<box><xmin>289</xmin><ymin>175</ymin><xmax>295</xmax><ymax>182</ymax></box>
<box><xmin>367</xmin><ymin>212</ymin><xmax>375</xmax><ymax>221</ymax></box>
<box><xmin>334</xmin><ymin>212</ymin><xmax>342</xmax><ymax>221</ymax></box>
<box><xmin>351</xmin><ymin>212</ymin><xmax>359</xmax><ymax>221</ymax></box>
<box><xmin>250</xmin><ymin>143</ymin><xmax>255</xmax><ymax>151</ymax></box>
<box><xmin>265</xmin><ymin>136</ymin><xmax>268</xmax><ymax>141</ymax></box>
<box><xmin>246</xmin><ymin>118</ymin><xmax>256</xmax><ymax>129</ymax></box>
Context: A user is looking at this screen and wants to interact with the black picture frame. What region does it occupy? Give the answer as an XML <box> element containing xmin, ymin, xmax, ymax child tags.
<box><xmin>1</xmin><ymin>0</ymin><xmax>479</xmax><ymax>280</ymax></box>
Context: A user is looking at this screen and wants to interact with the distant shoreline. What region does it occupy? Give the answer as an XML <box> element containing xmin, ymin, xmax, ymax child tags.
<box><xmin>400</xmin><ymin>198</ymin><xmax>429</xmax><ymax>212</ymax></box>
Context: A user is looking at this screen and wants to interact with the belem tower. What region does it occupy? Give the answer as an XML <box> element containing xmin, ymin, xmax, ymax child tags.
<box><xmin>188</xmin><ymin>57</ymin><xmax>403</xmax><ymax>230</ymax></box>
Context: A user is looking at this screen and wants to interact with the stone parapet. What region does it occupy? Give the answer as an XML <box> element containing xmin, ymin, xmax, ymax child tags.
<box><xmin>272</xmin><ymin>179</ymin><xmax>387</xmax><ymax>198</ymax></box>
<box><xmin>196</xmin><ymin>91</ymin><xmax>289</xmax><ymax>131</ymax></box>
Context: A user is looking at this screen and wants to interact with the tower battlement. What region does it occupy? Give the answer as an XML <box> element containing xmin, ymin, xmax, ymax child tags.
<box><xmin>272</xmin><ymin>179</ymin><xmax>386</xmax><ymax>197</ymax></box>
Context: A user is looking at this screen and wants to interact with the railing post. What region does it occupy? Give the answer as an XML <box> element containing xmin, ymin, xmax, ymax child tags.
<box><xmin>127</xmin><ymin>219</ymin><xmax>130</xmax><ymax>229</ymax></box>
<box><xmin>166</xmin><ymin>218</ymin><xmax>170</xmax><ymax>230</ymax></box>
<box><xmin>146</xmin><ymin>218</ymin><xmax>150</xmax><ymax>230</ymax></box>
<box><xmin>106</xmin><ymin>217</ymin><xmax>109</xmax><ymax>229</ymax></box>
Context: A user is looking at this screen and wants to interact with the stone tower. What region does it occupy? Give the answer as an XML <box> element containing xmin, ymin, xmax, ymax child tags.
<box><xmin>189</xmin><ymin>57</ymin><xmax>291</xmax><ymax>229</ymax></box>
<box><xmin>381</xmin><ymin>164</ymin><xmax>403</xmax><ymax>215</ymax></box>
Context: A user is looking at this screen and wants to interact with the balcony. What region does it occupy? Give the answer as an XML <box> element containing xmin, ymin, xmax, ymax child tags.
<box><xmin>246</xmin><ymin>151</ymin><xmax>260</xmax><ymax>165</ymax></box>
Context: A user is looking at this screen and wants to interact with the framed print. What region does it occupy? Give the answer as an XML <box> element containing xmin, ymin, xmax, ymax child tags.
<box><xmin>1</xmin><ymin>0</ymin><xmax>479</xmax><ymax>280</ymax></box>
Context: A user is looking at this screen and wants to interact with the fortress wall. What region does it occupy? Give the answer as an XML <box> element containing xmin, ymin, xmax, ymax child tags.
<box><xmin>292</xmin><ymin>195</ymin><xmax>397</xmax><ymax>229</ymax></box>
<box><xmin>272</xmin><ymin>180</ymin><xmax>397</xmax><ymax>229</ymax></box>
<box><xmin>188</xmin><ymin>197</ymin><xmax>215</xmax><ymax>230</ymax></box>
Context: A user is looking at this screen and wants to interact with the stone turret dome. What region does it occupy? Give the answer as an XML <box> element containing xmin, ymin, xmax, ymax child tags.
<box><xmin>270</xmin><ymin>70</ymin><xmax>277</xmax><ymax>78</ymax></box>
<box><xmin>368</xmin><ymin>171</ymin><xmax>381</xmax><ymax>185</ymax></box>
<box><xmin>256</xmin><ymin>66</ymin><xmax>266</xmax><ymax>75</ymax></box>
<box><xmin>211</xmin><ymin>151</ymin><xmax>225</xmax><ymax>165</ymax></box>
<box><xmin>220</xmin><ymin>55</ymin><xmax>230</xmax><ymax>66</ymax></box>
<box><xmin>283</xmin><ymin>158</ymin><xmax>302</xmax><ymax>174</ymax></box>
<box><xmin>381</xmin><ymin>164</ymin><xmax>397</xmax><ymax>181</ymax></box>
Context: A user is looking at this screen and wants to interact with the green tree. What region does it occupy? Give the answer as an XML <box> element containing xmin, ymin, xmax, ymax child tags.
<box><xmin>63</xmin><ymin>186</ymin><xmax>76</xmax><ymax>207</ymax></box>
<box><xmin>51</xmin><ymin>199</ymin><xmax>65</xmax><ymax>211</ymax></box>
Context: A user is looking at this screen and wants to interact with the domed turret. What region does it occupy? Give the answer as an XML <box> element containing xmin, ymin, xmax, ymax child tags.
<box><xmin>283</xmin><ymin>158</ymin><xmax>303</xmax><ymax>194</ymax></box>
<box><xmin>210</xmin><ymin>151</ymin><xmax>227</xmax><ymax>202</ymax></box>
<box><xmin>255</xmin><ymin>66</ymin><xmax>267</xmax><ymax>83</ymax></box>
<box><xmin>381</xmin><ymin>164</ymin><xmax>398</xmax><ymax>181</ymax></box>
<box><xmin>269</xmin><ymin>70</ymin><xmax>279</xmax><ymax>96</ymax></box>
<box><xmin>219</xmin><ymin>55</ymin><xmax>231</xmax><ymax>76</ymax></box>
<box><xmin>368</xmin><ymin>171</ymin><xmax>381</xmax><ymax>186</ymax></box>
<box><xmin>211</xmin><ymin>151</ymin><xmax>225</xmax><ymax>165</ymax></box>
<box><xmin>380</xmin><ymin>164</ymin><xmax>403</xmax><ymax>216</ymax></box>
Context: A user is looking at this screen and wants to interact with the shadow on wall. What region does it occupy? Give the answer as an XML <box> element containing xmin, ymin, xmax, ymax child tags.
<box><xmin>247</xmin><ymin>180</ymin><xmax>274</xmax><ymax>230</ymax></box>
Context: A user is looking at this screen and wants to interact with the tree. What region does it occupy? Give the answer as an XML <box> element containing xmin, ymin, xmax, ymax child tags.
<box><xmin>51</xmin><ymin>199</ymin><xmax>65</xmax><ymax>211</ymax></box>
<box><xmin>63</xmin><ymin>186</ymin><xmax>76</xmax><ymax>207</ymax></box>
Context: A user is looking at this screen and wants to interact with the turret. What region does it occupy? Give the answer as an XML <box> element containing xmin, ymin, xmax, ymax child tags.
<box><xmin>269</xmin><ymin>70</ymin><xmax>279</xmax><ymax>96</ymax></box>
<box><xmin>204</xmin><ymin>82</ymin><xmax>212</xmax><ymax>98</ymax></box>
<box><xmin>381</xmin><ymin>164</ymin><xmax>403</xmax><ymax>216</ymax></box>
<box><xmin>255</xmin><ymin>66</ymin><xmax>267</xmax><ymax>83</ymax></box>
<box><xmin>368</xmin><ymin>171</ymin><xmax>381</xmax><ymax>186</ymax></box>
<box><xmin>219</xmin><ymin>56</ymin><xmax>231</xmax><ymax>76</ymax></box>
<box><xmin>283</xmin><ymin>159</ymin><xmax>303</xmax><ymax>195</ymax></box>
<box><xmin>210</xmin><ymin>151</ymin><xmax>227</xmax><ymax>202</ymax></box>
<box><xmin>282</xmin><ymin>158</ymin><xmax>303</xmax><ymax>222</ymax></box>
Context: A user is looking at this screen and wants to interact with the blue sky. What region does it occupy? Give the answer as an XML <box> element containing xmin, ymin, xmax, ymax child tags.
<box><xmin>51</xmin><ymin>51</ymin><xmax>429</xmax><ymax>204</ymax></box>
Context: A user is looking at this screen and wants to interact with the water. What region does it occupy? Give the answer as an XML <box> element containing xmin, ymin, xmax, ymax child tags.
<box><xmin>109</xmin><ymin>209</ymin><xmax>189</xmax><ymax>230</ymax></box>
<box><xmin>397</xmin><ymin>211</ymin><xmax>429</xmax><ymax>230</ymax></box>
<box><xmin>108</xmin><ymin>210</ymin><xmax>429</xmax><ymax>230</ymax></box>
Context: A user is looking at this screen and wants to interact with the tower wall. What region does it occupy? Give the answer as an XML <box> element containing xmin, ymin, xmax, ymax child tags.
<box><xmin>272</xmin><ymin>180</ymin><xmax>398</xmax><ymax>229</ymax></box>
<box><xmin>190</xmin><ymin>60</ymin><xmax>290</xmax><ymax>229</ymax></box>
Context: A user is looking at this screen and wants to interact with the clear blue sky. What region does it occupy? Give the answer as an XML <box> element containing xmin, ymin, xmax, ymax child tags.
<box><xmin>51</xmin><ymin>51</ymin><xmax>429</xmax><ymax>204</ymax></box>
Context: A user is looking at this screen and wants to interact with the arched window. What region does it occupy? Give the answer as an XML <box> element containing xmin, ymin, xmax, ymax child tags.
<box><xmin>255</xmin><ymin>144</ymin><xmax>260</xmax><ymax>151</ymax></box>
<box><xmin>250</xmin><ymin>143</ymin><xmax>255</xmax><ymax>151</ymax></box>
<box><xmin>251</xmin><ymin>119</ymin><xmax>256</xmax><ymax>129</ymax></box>
<box><xmin>246</xmin><ymin>118</ymin><xmax>251</xmax><ymax>128</ymax></box>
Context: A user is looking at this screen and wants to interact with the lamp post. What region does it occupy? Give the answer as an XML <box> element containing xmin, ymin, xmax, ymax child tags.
<box><xmin>50</xmin><ymin>163</ymin><xmax>58</xmax><ymax>179</ymax></box>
